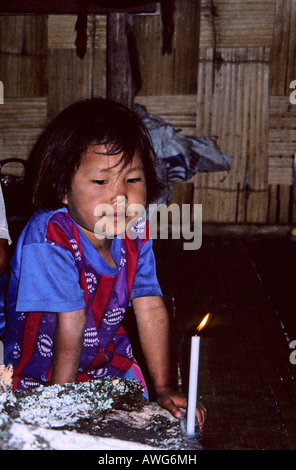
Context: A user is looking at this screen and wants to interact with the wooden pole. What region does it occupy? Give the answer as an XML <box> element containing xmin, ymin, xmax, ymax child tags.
<box><xmin>106</xmin><ymin>12</ymin><xmax>134</xmax><ymax>108</ymax></box>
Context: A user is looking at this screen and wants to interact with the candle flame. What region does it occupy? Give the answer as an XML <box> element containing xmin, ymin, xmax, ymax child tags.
<box><xmin>196</xmin><ymin>313</ymin><xmax>210</xmax><ymax>333</ymax></box>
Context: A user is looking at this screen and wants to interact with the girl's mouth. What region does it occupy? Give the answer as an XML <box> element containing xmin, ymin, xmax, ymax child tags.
<box><xmin>107</xmin><ymin>212</ymin><xmax>126</xmax><ymax>220</ymax></box>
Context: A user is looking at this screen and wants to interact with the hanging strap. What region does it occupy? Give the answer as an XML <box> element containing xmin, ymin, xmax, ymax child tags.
<box><xmin>75</xmin><ymin>0</ymin><xmax>175</xmax><ymax>59</ymax></box>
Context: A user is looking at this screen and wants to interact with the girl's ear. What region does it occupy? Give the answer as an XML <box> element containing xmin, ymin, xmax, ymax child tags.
<box><xmin>62</xmin><ymin>194</ymin><xmax>68</xmax><ymax>205</ymax></box>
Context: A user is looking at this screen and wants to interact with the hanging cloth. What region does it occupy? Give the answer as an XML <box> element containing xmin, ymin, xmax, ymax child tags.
<box><xmin>75</xmin><ymin>0</ymin><xmax>175</xmax><ymax>59</ymax></box>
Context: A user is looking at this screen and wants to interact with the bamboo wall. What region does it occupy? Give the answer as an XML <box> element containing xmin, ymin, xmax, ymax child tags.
<box><xmin>191</xmin><ymin>0</ymin><xmax>296</xmax><ymax>224</ymax></box>
<box><xmin>135</xmin><ymin>0</ymin><xmax>296</xmax><ymax>225</ymax></box>
<box><xmin>0</xmin><ymin>0</ymin><xmax>296</xmax><ymax>225</ymax></box>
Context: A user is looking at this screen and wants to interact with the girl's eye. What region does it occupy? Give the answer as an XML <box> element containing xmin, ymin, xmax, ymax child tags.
<box><xmin>92</xmin><ymin>180</ymin><xmax>108</xmax><ymax>185</ymax></box>
<box><xmin>127</xmin><ymin>177</ymin><xmax>142</xmax><ymax>183</ymax></box>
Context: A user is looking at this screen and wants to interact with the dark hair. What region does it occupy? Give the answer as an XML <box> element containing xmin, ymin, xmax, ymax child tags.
<box><xmin>27</xmin><ymin>98</ymin><xmax>164</xmax><ymax>210</ymax></box>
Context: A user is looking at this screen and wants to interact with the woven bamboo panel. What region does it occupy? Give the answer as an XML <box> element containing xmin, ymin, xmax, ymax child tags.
<box><xmin>0</xmin><ymin>97</ymin><xmax>47</xmax><ymax>173</ymax></box>
<box><xmin>193</xmin><ymin>187</ymin><xmax>238</xmax><ymax>223</ymax></box>
<box><xmin>277</xmin><ymin>185</ymin><xmax>292</xmax><ymax>224</ymax></box>
<box><xmin>134</xmin><ymin>0</ymin><xmax>199</xmax><ymax>96</ymax></box>
<box><xmin>268</xmin><ymin>95</ymin><xmax>296</xmax><ymax>185</ymax></box>
<box><xmin>196</xmin><ymin>47</ymin><xmax>270</xmax><ymax>190</ymax></box>
<box><xmin>268</xmin><ymin>158</ymin><xmax>293</xmax><ymax>185</ymax></box>
<box><xmin>135</xmin><ymin>95</ymin><xmax>196</xmax><ymax>136</ymax></box>
<box><xmin>47</xmin><ymin>47</ymin><xmax>106</xmax><ymax>121</ymax></box>
<box><xmin>0</xmin><ymin>15</ymin><xmax>47</xmax><ymax>54</ymax></box>
<box><xmin>270</xmin><ymin>0</ymin><xmax>296</xmax><ymax>95</ymax></box>
<box><xmin>0</xmin><ymin>15</ymin><xmax>47</xmax><ymax>97</ymax></box>
<box><xmin>200</xmin><ymin>0</ymin><xmax>276</xmax><ymax>48</ymax></box>
<box><xmin>48</xmin><ymin>14</ymin><xmax>106</xmax><ymax>50</ymax></box>
<box><xmin>268</xmin><ymin>0</ymin><xmax>296</xmax><ymax>223</ymax></box>
<box><xmin>193</xmin><ymin>186</ymin><xmax>271</xmax><ymax>224</ymax></box>
<box><xmin>267</xmin><ymin>184</ymin><xmax>293</xmax><ymax>224</ymax></box>
<box><xmin>193</xmin><ymin>47</ymin><xmax>270</xmax><ymax>223</ymax></box>
<box><xmin>47</xmin><ymin>14</ymin><xmax>106</xmax><ymax>120</ymax></box>
<box><xmin>238</xmin><ymin>189</ymin><xmax>270</xmax><ymax>224</ymax></box>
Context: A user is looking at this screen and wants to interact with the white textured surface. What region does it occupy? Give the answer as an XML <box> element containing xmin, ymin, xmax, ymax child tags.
<box><xmin>8</xmin><ymin>422</ymin><xmax>159</xmax><ymax>450</ymax></box>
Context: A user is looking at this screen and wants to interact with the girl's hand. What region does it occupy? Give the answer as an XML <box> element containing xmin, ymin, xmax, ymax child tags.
<box><xmin>156</xmin><ymin>386</ymin><xmax>207</xmax><ymax>431</ymax></box>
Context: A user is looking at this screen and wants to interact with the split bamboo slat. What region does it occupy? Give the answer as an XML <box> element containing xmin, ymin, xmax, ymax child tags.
<box><xmin>193</xmin><ymin>47</ymin><xmax>270</xmax><ymax>223</ymax></box>
<box><xmin>200</xmin><ymin>0</ymin><xmax>276</xmax><ymax>48</ymax></box>
<box><xmin>0</xmin><ymin>97</ymin><xmax>47</xmax><ymax>173</ymax></box>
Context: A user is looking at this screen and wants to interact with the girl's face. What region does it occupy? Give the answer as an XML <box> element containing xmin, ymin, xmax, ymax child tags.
<box><xmin>64</xmin><ymin>144</ymin><xmax>147</xmax><ymax>248</ymax></box>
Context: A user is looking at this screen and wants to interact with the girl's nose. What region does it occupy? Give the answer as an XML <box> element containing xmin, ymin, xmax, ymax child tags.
<box><xmin>110</xmin><ymin>180</ymin><xmax>128</xmax><ymax>204</ymax></box>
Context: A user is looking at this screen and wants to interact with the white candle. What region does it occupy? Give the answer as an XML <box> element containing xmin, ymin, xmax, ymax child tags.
<box><xmin>186</xmin><ymin>334</ymin><xmax>200</xmax><ymax>435</ymax></box>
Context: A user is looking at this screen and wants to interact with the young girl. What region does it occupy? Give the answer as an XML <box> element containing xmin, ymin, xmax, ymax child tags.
<box><xmin>3</xmin><ymin>98</ymin><xmax>206</xmax><ymax>428</ymax></box>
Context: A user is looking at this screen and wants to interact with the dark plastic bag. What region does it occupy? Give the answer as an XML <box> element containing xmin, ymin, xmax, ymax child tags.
<box><xmin>0</xmin><ymin>158</ymin><xmax>29</xmax><ymax>220</ymax></box>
